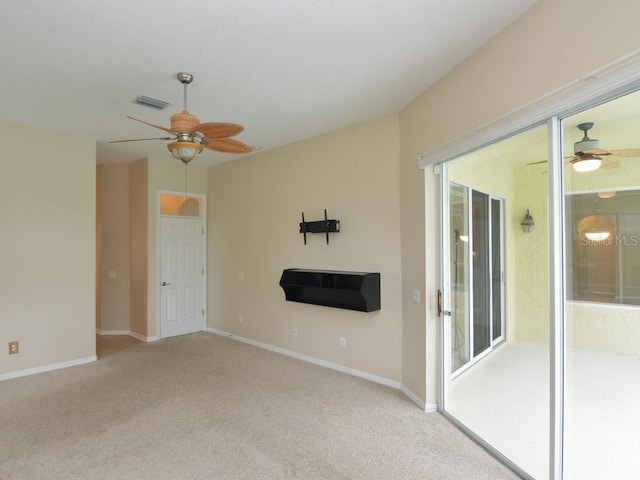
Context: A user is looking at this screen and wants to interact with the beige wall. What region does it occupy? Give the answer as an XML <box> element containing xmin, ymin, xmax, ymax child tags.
<box><xmin>0</xmin><ymin>122</ymin><xmax>96</xmax><ymax>376</ymax></box>
<box><xmin>96</xmin><ymin>166</ymin><xmax>102</xmax><ymax>331</ymax></box>
<box><xmin>208</xmin><ymin>115</ymin><xmax>404</xmax><ymax>382</ymax></box>
<box><xmin>129</xmin><ymin>159</ymin><xmax>148</xmax><ymax>338</ymax></box>
<box><xmin>100</xmin><ymin>164</ymin><xmax>130</xmax><ymax>332</ymax></box>
<box><xmin>399</xmin><ymin>0</ymin><xmax>640</xmax><ymax>403</ymax></box>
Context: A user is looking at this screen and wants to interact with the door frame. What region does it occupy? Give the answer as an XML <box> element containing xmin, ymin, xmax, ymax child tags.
<box><xmin>156</xmin><ymin>190</ymin><xmax>207</xmax><ymax>338</ymax></box>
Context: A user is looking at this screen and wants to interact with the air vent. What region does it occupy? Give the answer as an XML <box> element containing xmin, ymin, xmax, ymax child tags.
<box><xmin>135</xmin><ymin>95</ymin><xmax>170</xmax><ymax>110</ymax></box>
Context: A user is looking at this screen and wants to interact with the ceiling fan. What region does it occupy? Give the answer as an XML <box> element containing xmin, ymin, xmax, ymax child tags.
<box><xmin>528</xmin><ymin>122</ymin><xmax>640</xmax><ymax>172</ymax></box>
<box><xmin>110</xmin><ymin>72</ymin><xmax>252</xmax><ymax>164</ymax></box>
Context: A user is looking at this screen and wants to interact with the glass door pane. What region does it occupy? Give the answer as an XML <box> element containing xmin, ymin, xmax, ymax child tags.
<box><xmin>443</xmin><ymin>125</ymin><xmax>550</xmax><ymax>479</ymax></box>
<box><xmin>450</xmin><ymin>183</ymin><xmax>471</xmax><ymax>372</ymax></box>
<box><xmin>563</xmin><ymin>88</ymin><xmax>640</xmax><ymax>479</ymax></box>
<box><xmin>472</xmin><ymin>190</ymin><xmax>491</xmax><ymax>357</ymax></box>
<box><xmin>491</xmin><ymin>197</ymin><xmax>504</xmax><ymax>341</ymax></box>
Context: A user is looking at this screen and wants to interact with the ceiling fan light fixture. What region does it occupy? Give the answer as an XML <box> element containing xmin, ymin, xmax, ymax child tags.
<box><xmin>572</xmin><ymin>158</ymin><xmax>601</xmax><ymax>172</ymax></box>
<box><xmin>168</xmin><ymin>141</ymin><xmax>204</xmax><ymax>164</ymax></box>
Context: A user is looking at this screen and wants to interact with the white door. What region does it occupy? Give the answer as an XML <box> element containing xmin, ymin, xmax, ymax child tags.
<box><xmin>160</xmin><ymin>217</ymin><xmax>205</xmax><ymax>338</ymax></box>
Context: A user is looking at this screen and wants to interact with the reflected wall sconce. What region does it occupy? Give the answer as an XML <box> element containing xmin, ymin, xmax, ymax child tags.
<box><xmin>520</xmin><ymin>209</ymin><xmax>535</xmax><ymax>233</ymax></box>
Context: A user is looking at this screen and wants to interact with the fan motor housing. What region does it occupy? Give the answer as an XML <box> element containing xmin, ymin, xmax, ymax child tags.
<box><xmin>574</xmin><ymin>138</ymin><xmax>599</xmax><ymax>153</ymax></box>
<box><xmin>171</xmin><ymin>111</ymin><xmax>200</xmax><ymax>133</ymax></box>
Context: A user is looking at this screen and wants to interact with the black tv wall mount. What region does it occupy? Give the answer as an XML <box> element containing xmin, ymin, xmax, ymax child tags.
<box><xmin>300</xmin><ymin>209</ymin><xmax>340</xmax><ymax>244</ymax></box>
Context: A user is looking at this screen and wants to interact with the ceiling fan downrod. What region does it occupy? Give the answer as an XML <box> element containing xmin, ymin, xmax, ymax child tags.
<box><xmin>177</xmin><ymin>72</ymin><xmax>193</xmax><ymax>112</ymax></box>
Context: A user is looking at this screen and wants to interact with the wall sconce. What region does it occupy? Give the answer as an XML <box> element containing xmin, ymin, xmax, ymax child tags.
<box><xmin>520</xmin><ymin>209</ymin><xmax>535</xmax><ymax>233</ymax></box>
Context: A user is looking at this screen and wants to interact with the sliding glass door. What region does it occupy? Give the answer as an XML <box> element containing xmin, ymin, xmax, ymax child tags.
<box><xmin>441</xmin><ymin>126</ymin><xmax>550</xmax><ymax>479</ymax></box>
<box><xmin>438</xmin><ymin>84</ymin><xmax>640</xmax><ymax>479</ymax></box>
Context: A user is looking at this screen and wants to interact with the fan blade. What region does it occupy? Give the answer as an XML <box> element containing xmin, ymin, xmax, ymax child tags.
<box><xmin>527</xmin><ymin>160</ymin><xmax>548</xmax><ymax>166</ymax></box>
<box><xmin>195</xmin><ymin>123</ymin><xmax>244</xmax><ymax>139</ymax></box>
<box><xmin>601</xmin><ymin>158</ymin><xmax>620</xmax><ymax>169</ymax></box>
<box><xmin>204</xmin><ymin>137</ymin><xmax>253</xmax><ymax>154</ymax></box>
<box><xmin>610</xmin><ymin>149</ymin><xmax>640</xmax><ymax>157</ymax></box>
<box><xmin>109</xmin><ymin>136</ymin><xmax>173</xmax><ymax>143</ymax></box>
<box><xmin>127</xmin><ymin>116</ymin><xmax>176</xmax><ymax>134</ymax></box>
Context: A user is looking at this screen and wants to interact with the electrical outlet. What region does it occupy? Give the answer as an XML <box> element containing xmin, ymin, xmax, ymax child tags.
<box><xmin>339</xmin><ymin>336</ymin><xmax>346</xmax><ymax>348</ymax></box>
<box><xmin>239</xmin><ymin>272</ymin><xmax>245</xmax><ymax>281</ymax></box>
<box><xmin>291</xmin><ymin>327</ymin><xmax>298</xmax><ymax>337</ymax></box>
<box><xmin>238</xmin><ymin>314</ymin><xmax>244</xmax><ymax>323</ymax></box>
<box><xmin>8</xmin><ymin>341</ymin><xmax>19</xmax><ymax>355</ymax></box>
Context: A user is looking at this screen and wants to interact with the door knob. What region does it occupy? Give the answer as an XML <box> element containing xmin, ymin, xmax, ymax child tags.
<box><xmin>161</xmin><ymin>281</ymin><xmax>171</xmax><ymax>286</ymax></box>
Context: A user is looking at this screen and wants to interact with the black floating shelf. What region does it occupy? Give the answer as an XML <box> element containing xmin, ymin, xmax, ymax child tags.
<box><xmin>279</xmin><ymin>268</ymin><xmax>381</xmax><ymax>312</ymax></box>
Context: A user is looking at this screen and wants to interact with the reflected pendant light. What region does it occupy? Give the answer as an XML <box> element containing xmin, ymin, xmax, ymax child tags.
<box><xmin>583</xmin><ymin>198</ymin><xmax>611</xmax><ymax>241</ymax></box>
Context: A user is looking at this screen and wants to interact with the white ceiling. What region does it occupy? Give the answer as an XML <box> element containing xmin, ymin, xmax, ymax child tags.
<box><xmin>0</xmin><ymin>0</ymin><xmax>537</xmax><ymax>166</ymax></box>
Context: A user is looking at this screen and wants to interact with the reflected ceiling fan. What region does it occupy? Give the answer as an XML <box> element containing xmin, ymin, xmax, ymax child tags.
<box><xmin>528</xmin><ymin>122</ymin><xmax>640</xmax><ymax>172</ymax></box>
<box><xmin>110</xmin><ymin>72</ymin><xmax>252</xmax><ymax>164</ymax></box>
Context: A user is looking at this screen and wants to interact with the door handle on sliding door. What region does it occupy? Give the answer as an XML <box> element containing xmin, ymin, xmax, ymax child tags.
<box><xmin>437</xmin><ymin>289</ymin><xmax>451</xmax><ymax>316</ymax></box>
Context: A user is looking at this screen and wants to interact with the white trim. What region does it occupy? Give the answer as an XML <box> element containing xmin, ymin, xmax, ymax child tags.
<box><xmin>0</xmin><ymin>356</ymin><xmax>97</xmax><ymax>382</ymax></box>
<box><xmin>548</xmin><ymin>116</ymin><xmax>565</xmax><ymax>480</ymax></box>
<box><xmin>207</xmin><ymin>328</ymin><xmax>427</xmax><ymax>410</ymax></box>
<box><xmin>130</xmin><ymin>331</ymin><xmax>158</xmax><ymax>342</ymax></box>
<box><xmin>425</xmin><ymin>403</ymin><xmax>438</xmax><ymax>413</ymax></box>
<box><xmin>400</xmin><ymin>384</ymin><xmax>437</xmax><ymax>412</ymax></box>
<box><xmin>417</xmin><ymin>53</ymin><xmax>640</xmax><ymax>169</ymax></box>
<box><xmin>96</xmin><ymin>329</ymin><xmax>130</xmax><ymax>336</ymax></box>
<box><xmin>96</xmin><ymin>329</ymin><xmax>158</xmax><ymax>342</ymax></box>
<box><xmin>438</xmin><ymin>165</ymin><xmax>450</xmax><ymax>413</ymax></box>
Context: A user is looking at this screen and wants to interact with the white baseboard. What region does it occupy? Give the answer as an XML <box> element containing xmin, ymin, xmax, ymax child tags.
<box><xmin>130</xmin><ymin>331</ymin><xmax>159</xmax><ymax>343</ymax></box>
<box><xmin>96</xmin><ymin>329</ymin><xmax>130</xmax><ymax>336</ymax></box>
<box><xmin>0</xmin><ymin>356</ymin><xmax>97</xmax><ymax>382</ymax></box>
<box><xmin>208</xmin><ymin>328</ymin><xmax>429</xmax><ymax>410</ymax></box>
<box><xmin>425</xmin><ymin>403</ymin><xmax>438</xmax><ymax>413</ymax></box>
<box><xmin>399</xmin><ymin>385</ymin><xmax>439</xmax><ymax>412</ymax></box>
<box><xmin>96</xmin><ymin>329</ymin><xmax>158</xmax><ymax>343</ymax></box>
<box><xmin>401</xmin><ymin>384</ymin><xmax>425</xmax><ymax>410</ymax></box>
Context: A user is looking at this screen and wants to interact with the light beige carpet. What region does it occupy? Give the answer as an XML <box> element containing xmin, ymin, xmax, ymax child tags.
<box><xmin>0</xmin><ymin>332</ymin><xmax>518</xmax><ymax>479</ymax></box>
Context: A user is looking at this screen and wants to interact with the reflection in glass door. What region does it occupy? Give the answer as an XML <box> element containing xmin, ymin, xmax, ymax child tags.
<box><xmin>562</xmin><ymin>89</ymin><xmax>640</xmax><ymax>479</ymax></box>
